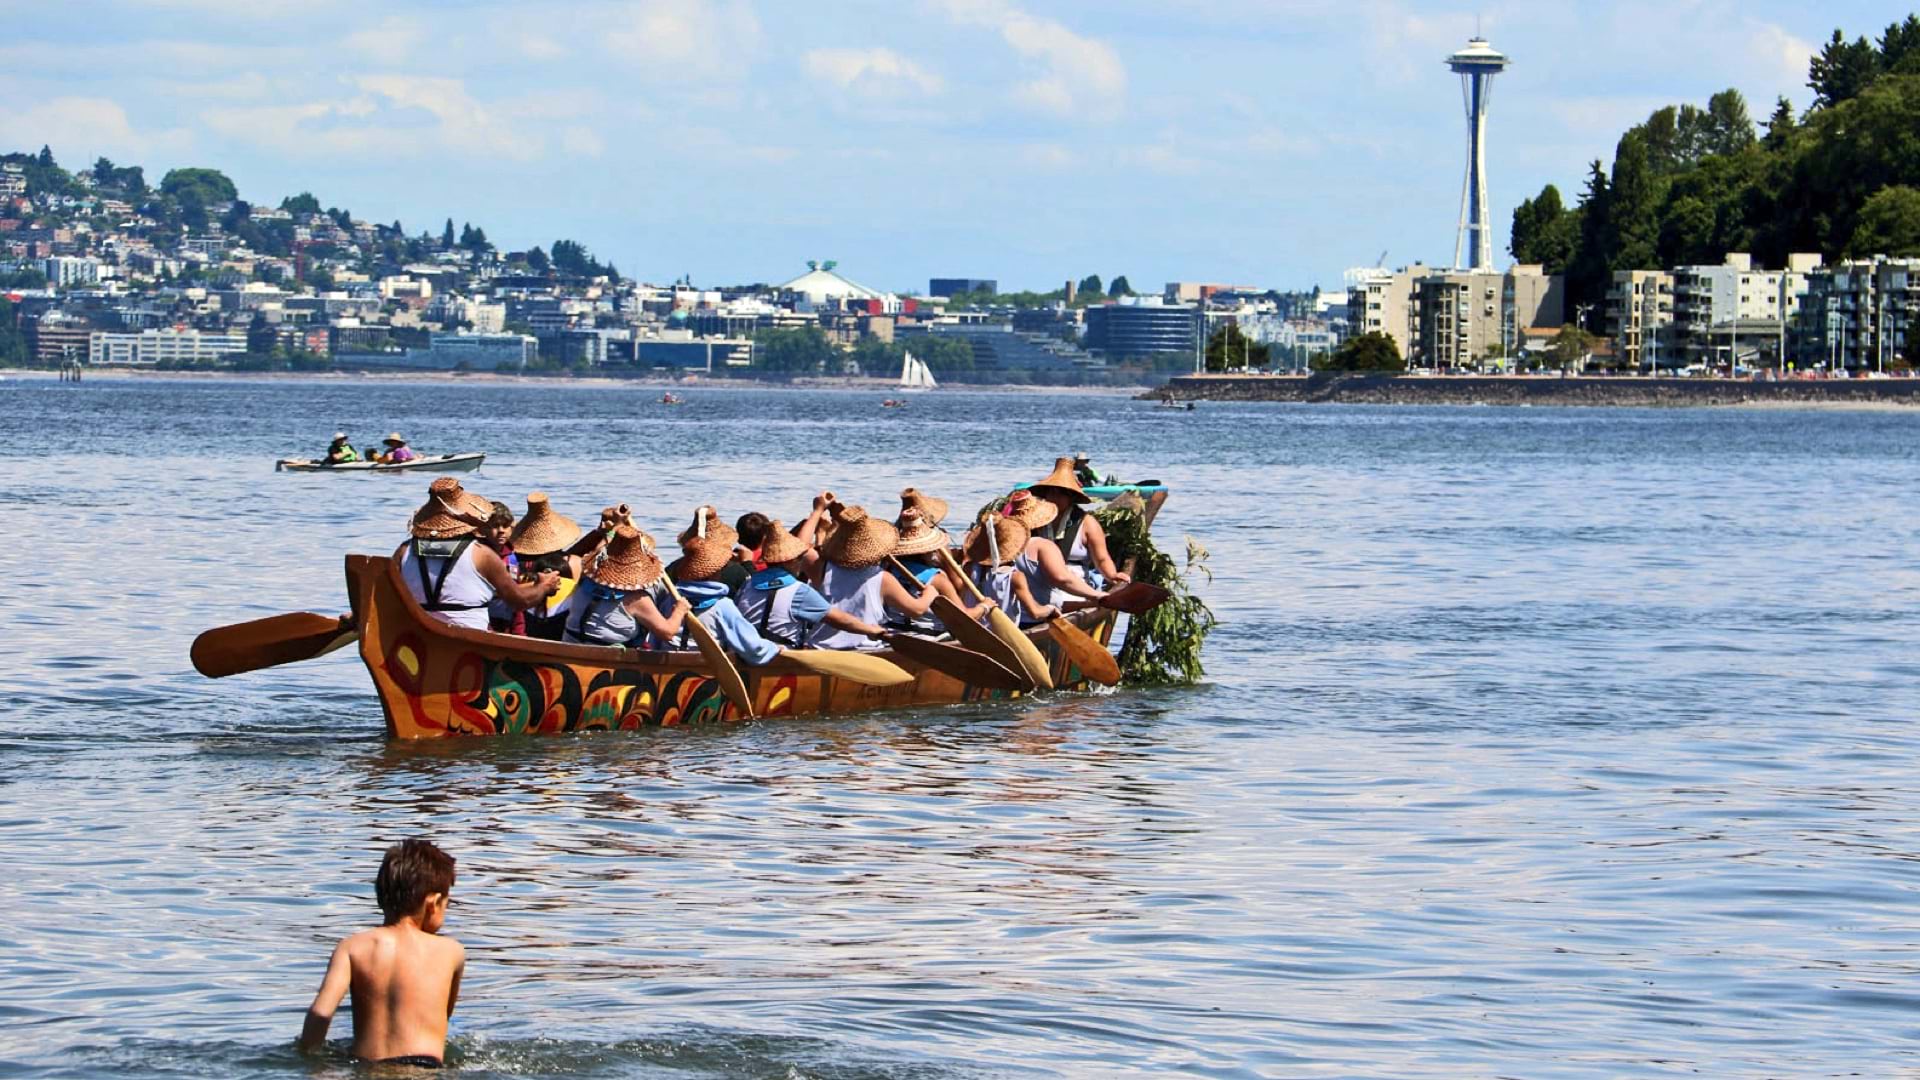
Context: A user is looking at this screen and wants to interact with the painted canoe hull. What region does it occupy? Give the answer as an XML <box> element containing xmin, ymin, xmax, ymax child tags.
<box><xmin>277</xmin><ymin>453</ymin><xmax>487</xmax><ymax>474</ymax></box>
<box><xmin>345</xmin><ymin>555</ymin><xmax>1117</xmax><ymax>740</ymax></box>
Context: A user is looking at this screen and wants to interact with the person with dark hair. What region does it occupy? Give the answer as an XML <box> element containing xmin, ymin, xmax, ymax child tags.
<box><xmin>297</xmin><ymin>839</ymin><xmax>466</xmax><ymax>1069</ymax></box>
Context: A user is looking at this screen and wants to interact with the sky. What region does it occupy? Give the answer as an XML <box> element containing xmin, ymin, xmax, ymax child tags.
<box><xmin>0</xmin><ymin>1</ymin><xmax>1910</xmax><ymax>294</ymax></box>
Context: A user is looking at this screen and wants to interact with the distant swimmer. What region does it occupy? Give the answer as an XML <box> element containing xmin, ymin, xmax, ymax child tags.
<box><xmin>297</xmin><ymin>838</ymin><xmax>466</xmax><ymax>1069</ymax></box>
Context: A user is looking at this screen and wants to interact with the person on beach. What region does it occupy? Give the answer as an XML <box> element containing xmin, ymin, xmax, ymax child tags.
<box><xmin>297</xmin><ymin>838</ymin><xmax>465</xmax><ymax>1069</ymax></box>
<box><xmin>324</xmin><ymin>432</ymin><xmax>358</xmax><ymax>465</ymax></box>
<box><xmin>562</xmin><ymin>524</ymin><xmax>689</xmax><ymax>647</ymax></box>
<box><xmin>396</xmin><ymin>478</ymin><xmax>558</xmax><ymax>631</ymax></box>
<box><xmin>808</xmin><ymin>503</ymin><xmax>936</xmax><ymax>649</ymax></box>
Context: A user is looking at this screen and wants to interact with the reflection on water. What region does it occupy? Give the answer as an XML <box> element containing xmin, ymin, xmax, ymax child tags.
<box><xmin>1</xmin><ymin>378</ymin><xmax>1919</xmax><ymax>1077</ymax></box>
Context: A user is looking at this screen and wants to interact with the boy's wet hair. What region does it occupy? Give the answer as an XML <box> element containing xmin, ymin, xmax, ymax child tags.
<box><xmin>735</xmin><ymin>512</ymin><xmax>771</xmax><ymax>550</ymax></box>
<box><xmin>375</xmin><ymin>838</ymin><xmax>456</xmax><ymax>923</ymax></box>
<box><xmin>487</xmin><ymin>502</ymin><xmax>515</xmax><ymax>529</ymax></box>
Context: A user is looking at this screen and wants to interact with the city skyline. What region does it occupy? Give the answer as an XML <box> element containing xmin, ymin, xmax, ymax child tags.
<box><xmin>1</xmin><ymin>0</ymin><xmax>1906</xmax><ymax>293</ymax></box>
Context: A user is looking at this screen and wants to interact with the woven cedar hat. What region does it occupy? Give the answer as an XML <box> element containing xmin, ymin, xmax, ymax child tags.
<box><xmin>758</xmin><ymin>519</ymin><xmax>811</xmax><ymax>565</ymax></box>
<box><xmin>963</xmin><ymin>515</ymin><xmax>1029</xmax><ymax>567</ymax></box>
<box><xmin>508</xmin><ymin>492</ymin><xmax>582</xmax><ymax>557</ymax></box>
<box><xmin>586</xmin><ymin>525</ymin><xmax>663</xmax><ymax>592</ymax></box>
<box><xmin>676</xmin><ymin>505</ymin><xmax>738</xmax><ymax>552</ymax></box>
<box><xmin>1000</xmin><ymin>489</ymin><xmax>1058</xmax><ymax>531</ymax></box>
<box><xmin>1030</xmin><ymin>456</ymin><xmax>1092</xmax><ymax>504</ymax></box>
<box><xmin>820</xmin><ymin>503</ymin><xmax>899</xmax><ymax>570</ymax></box>
<box><xmin>898</xmin><ymin>487</ymin><xmax>949</xmax><ymax>527</ymax></box>
<box><xmin>409</xmin><ymin>477</ymin><xmax>494</xmax><ymax>539</ymax></box>
<box><xmin>892</xmin><ymin>508</ymin><xmax>950</xmax><ymax>557</ymax></box>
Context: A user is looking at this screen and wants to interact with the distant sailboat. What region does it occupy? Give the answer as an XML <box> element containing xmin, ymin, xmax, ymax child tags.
<box><xmin>899</xmin><ymin>351</ymin><xmax>937</xmax><ymax>392</ymax></box>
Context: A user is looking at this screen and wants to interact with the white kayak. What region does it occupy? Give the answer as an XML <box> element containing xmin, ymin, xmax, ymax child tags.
<box><xmin>276</xmin><ymin>452</ymin><xmax>486</xmax><ymax>474</ymax></box>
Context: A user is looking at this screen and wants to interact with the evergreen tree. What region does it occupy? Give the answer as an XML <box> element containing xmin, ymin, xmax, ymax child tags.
<box><xmin>1077</xmin><ymin>274</ymin><xmax>1102</xmax><ymax>297</ymax></box>
<box><xmin>1847</xmin><ymin>185</ymin><xmax>1920</xmax><ymax>257</ymax></box>
<box><xmin>1808</xmin><ymin>30</ymin><xmax>1880</xmax><ymax>109</ymax></box>
<box><xmin>1108</xmin><ymin>275</ymin><xmax>1133</xmax><ymax>297</ymax></box>
<box><xmin>442</xmin><ymin>219</ymin><xmax>456</xmax><ymax>247</ymax></box>
<box><xmin>526</xmin><ymin>246</ymin><xmax>550</xmax><ymax>272</ymax></box>
<box><xmin>1763</xmin><ymin>96</ymin><xmax>1798</xmax><ymax>150</ymax></box>
<box><xmin>1605</xmin><ymin>130</ymin><xmax>1661</xmax><ymax>272</ymax></box>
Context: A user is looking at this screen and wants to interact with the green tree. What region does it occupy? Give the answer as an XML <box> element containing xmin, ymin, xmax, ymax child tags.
<box><xmin>1605</xmin><ymin>130</ymin><xmax>1661</xmax><ymax>271</ymax></box>
<box><xmin>1763</xmin><ymin>96</ymin><xmax>1798</xmax><ymax>150</ymax></box>
<box><xmin>159</xmin><ymin>167</ymin><xmax>238</xmax><ymax>206</ymax></box>
<box><xmin>1847</xmin><ymin>184</ymin><xmax>1920</xmax><ymax>256</ymax></box>
<box><xmin>1108</xmin><ymin>275</ymin><xmax>1133</xmax><ymax>297</ymax></box>
<box><xmin>752</xmin><ymin>325</ymin><xmax>836</xmax><ymax>376</ymax></box>
<box><xmin>280</xmin><ymin>192</ymin><xmax>322</xmax><ymax>216</ymax></box>
<box><xmin>1545</xmin><ymin>324</ymin><xmax>1596</xmax><ymax>371</ymax></box>
<box><xmin>526</xmin><ymin>246</ymin><xmax>550</xmax><ymax>272</ymax></box>
<box><xmin>1703</xmin><ymin>89</ymin><xmax>1757</xmax><ymax>155</ymax></box>
<box><xmin>441</xmin><ymin>218</ymin><xmax>456</xmax><ymax>247</ymax></box>
<box><xmin>1510</xmin><ymin>182</ymin><xmax>1577</xmax><ymax>269</ymax></box>
<box><xmin>1809</xmin><ymin>30</ymin><xmax>1881</xmax><ymax>109</ymax></box>
<box><xmin>1204</xmin><ymin>325</ymin><xmax>1271</xmax><ymax>371</ymax></box>
<box><xmin>1077</xmin><ymin>274</ymin><xmax>1102</xmax><ymax>297</ymax></box>
<box><xmin>0</xmin><ymin>297</ymin><xmax>30</xmax><ymax>366</ymax></box>
<box><xmin>1315</xmin><ymin>331</ymin><xmax>1403</xmax><ymax>373</ymax></box>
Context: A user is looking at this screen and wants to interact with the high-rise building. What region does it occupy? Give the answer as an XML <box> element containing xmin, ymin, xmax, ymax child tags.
<box><xmin>1447</xmin><ymin>37</ymin><xmax>1509</xmax><ymax>271</ymax></box>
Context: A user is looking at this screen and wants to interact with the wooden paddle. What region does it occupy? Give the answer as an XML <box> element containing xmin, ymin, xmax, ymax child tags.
<box><xmin>937</xmin><ymin>548</ymin><xmax>1054</xmax><ymax>691</ymax></box>
<box><xmin>781</xmin><ymin>649</ymin><xmax>916</xmax><ymax>687</ymax></box>
<box><xmin>659</xmin><ymin>577</ymin><xmax>757</xmax><ymax>720</ymax></box>
<box><xmin>1100</xmin><ymin>580</ymin><xmax>1172</xmax><ymax>616</ymax></box>
<box><xmin>1043</xmin><ymin>613</ymin><xmax>1121</xmax><ymax>686</ymax></box>
<box><xmin>886</xmin><ymin>557</ymin><xmax>1028</xmax><ymax>691</ymax></box>
<box><xmin>191</xmin><ymin>612</ymin><xmax>356</xmax><ymax>679</ymax></box>
<box><xmin>930</xmin><ymin>594</ymin><xmax>1035</xmax><ymax>690</ymax></box>
<box><xmin>886</xmin><ymin>633</ymin><xmax>1027</xmax><ymax>691</ymax></box>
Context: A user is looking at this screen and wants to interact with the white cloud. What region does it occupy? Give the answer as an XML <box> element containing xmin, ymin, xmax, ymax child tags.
<box><xmin>201</xmin><ymin>75</ymin><xmax>588</xmax><ymax>162</ymax></box>
<box><xmin>803</xmin><ymin>47</ymin><xmax>942</xmax><ymax>96</ymax></box>
<box><xmin>344</xmin><ymin>15</ymin><xmax>426</xmax><ymax>66</ymax></box>
<box><xmin>933</xmin><ymin>0</ymin><xmax>1125</xmax><ymax>119</ymax></box>
<box><xmin>1746</xmin><ymin>22</ymin><xmax>1815</xmax><ymax>98</ymax></box>
<box><xmin>0</xmin><ymin>97</ymin><xmax>192</xmax><ymax>162</ymax></box>
<box><xmin>602</xmin><ymin>0</ymin><xmax>761</xmax><ymax>79</ymax></box>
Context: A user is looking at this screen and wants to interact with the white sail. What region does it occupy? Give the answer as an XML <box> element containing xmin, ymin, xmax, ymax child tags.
<box><xmin>900</xmin><ymin>351</ymin><xmax>936</xmax><ymax>390</ymax></box>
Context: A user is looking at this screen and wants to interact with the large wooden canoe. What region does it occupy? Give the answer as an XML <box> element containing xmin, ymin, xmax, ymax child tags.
<box><xmin>345</xmin><ymin>555</ymin><xmax>1118</xmax><ymax>740</ymax></box>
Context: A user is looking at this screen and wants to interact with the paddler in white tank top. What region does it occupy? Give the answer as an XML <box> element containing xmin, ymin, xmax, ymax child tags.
<box><xmin>961</xmin><ymin>513</ymin><xmax>1062</xmax><ymax>625</ymax></box>
<box><xmin>808</xmin><ymin>502</ymin><xmax>936</xmax><ymax>650</ymax></box>
<box><xmin>999</xmin><ymin>489</ymin><xmax>1109</xmax><ymax>617</ymax></box>
<box><xmin>393</xmin><ymin>477</ymin><xmax>559</xmax><ymax>632</ymax></box>
<box><xmin>1024</xmin><ymin>456</ymin><xmax>1131</xmax><ymax>601</ymax></box>
<box><xmin>735</xmin><ymin>517</ymin><xmax>887</xmax><ymax>647</ymax></box>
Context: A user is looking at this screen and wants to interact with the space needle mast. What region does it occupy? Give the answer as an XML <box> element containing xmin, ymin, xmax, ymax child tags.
<box><xmin>1447</xmin><ymin>35</ymin><xmax>1510</xmax><ymax>271</ymax></box>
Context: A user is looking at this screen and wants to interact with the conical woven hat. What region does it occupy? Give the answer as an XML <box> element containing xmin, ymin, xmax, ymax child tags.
<box><xmin>821</xmin><ymin>504</ymin><xmax>899</xmax><ymax>570</ymax></box>
<box><xmin>675</xmin><ymin>534</ymin><xmax>735</xmax><ymax>581</ymax></box>
<box><xmin>586</xmin><ymin>525</ymin><xmax>663</xmax><ymax>592</ymax></box>
<box><xmin>892</xmin><ymin>508</ymin><xmax>950</xmax><ymax>557</ymax></box>
<box><xmin>409</xmin><ymin>477</ymin><xmax>493</xmax><ymax>539</ymax></box>
<box><xmin>1001</xmin><ymin>489</ymin><xmax>1058</xmax><ymax>530</ymax></box>
<box><xmin>898</xmin><ymin>487</ymin><xmax>949</xmax><ymax>527</ymax></box>
<box><xmin>963</xmin><ymin>515</ymin><xmax>1029</xmax><ymax>567</ymax></box>
<box><xmin>676</xmin><ymin>505</ymin><xmax>738</xmax><ymax>552</ymax></box>
<box><xmin>758</xmin><ymin>519</ymin><xmax>811</xmax><ymax>565</ymax></box>
<box><xmin>508</xmin><ymin>492</ymin><xmax>582</xmax><ymax>557</ymax></box>
<box><xmin>1031</xmin><ymin>456</ymin><xmax>1091</xmax><ymax>504</ymax></box>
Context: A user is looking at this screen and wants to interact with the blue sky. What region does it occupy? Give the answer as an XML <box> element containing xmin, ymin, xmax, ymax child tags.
<box><xmin>0</xmin><ymin>1</ymin><xmax>1909</xmax><ymax>293</ymax></box>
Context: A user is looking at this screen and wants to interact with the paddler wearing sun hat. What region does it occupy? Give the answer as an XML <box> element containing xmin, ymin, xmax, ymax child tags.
<box><xmin>986</xmin><ymin>491</ymin><xmax>1105</xmax><ymax>625</ymax></box>
<box><xmin>560</xmin><ymin>524</ymin><xmax>691</xmax><ymax>647</ymax></box>
<box><xmin>960</xmin><ymin>511</ymin><xmax>1036</xmax><ymax>623</ymax></box>
<box><xmin>375</xmin><ymin>432</ymin><xmax>418</xmax><ymax>465</ymax></box>
<box><xmin>1025</xmin><ymin>456</ymin><xmax>1130</xmax><ymax>594</ymax></box>
<box><xmin>807</xmin><ymin>501</ymin><xmax>939</xmax><ymax>650</ymax></box>
<box><xmin>506</xmin><ymin>492</ymin><xmax>597</xmax><ymax>640</ymax></box>
<box><xmin>659</xmin><ymin>507</ymin><xmax>784</xmax><ymax>665</ymax></box>
<box><xmin>735</xmin><ymin>517</ymin><xmax>894</xmax><ymax>648</ymax></box>
<box><xmin>885</xmin><ymin>489</ymin><xmax>984</xmax><ymax>635</ymax></box>
<box><xmin>324</xmin><ymin>431</ymin><xmax>358</xmax><ymax>465</ymax></box>
<box><xmin>394</xmin><ymin>477</ymin><xmax>560</xmax><ymax>632</ymax></box>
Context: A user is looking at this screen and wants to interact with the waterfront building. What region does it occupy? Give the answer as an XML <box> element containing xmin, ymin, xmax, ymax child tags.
<box><xmin>635</xmin><ymin>336</ymin><xmax>754</xmax><ymax>370</ymax></box>
<box><xmin>780</xmin><ymin>260</ymin><xmax>884</xmax><ymax>307</ymax></box>
<box><xmin>1345</xmin><ymin>264</ymin><xmax>1431</xmax><ymax>360</ymax></box>
<box><xmin>1796</xmin><ymin>256</ymin><xmax>1920</xmax><ymax>372</ymax></box>
<box><xmin>929</xmin><ymin>278</ymin><xmax>995</xmax><ymax>298</ymax></box>
<box><xmin>1414</xmin><ymin>264</ymin><xmax>1563</xmax><ymax>370</ymax></box>
<box><xmin>1671</xmin><ymin>253</ymin><xmax>1820</xmax><ymax>368</ymax></box>
<box><xmin>41</xmin><ymin>256</ymin><xmax>101</xmax><ymax>288</ymax></box>
<box><xmin>1082</xmin><ymin>300</ymin><xmax>1198</xmax><ymax>360</ymax></box>
<box><xmin>338</xmin><ymin>331</ymin><xmax>536</xmax><ymax>371</ymax></box>
<box><xmin>1605</xmin><ymin>270</ymin><xmax>1675</xmax><ymax>370</ymax></box>
<box><xmin>31</xmin><ymin>312</ymin><xmax>94</xmax><ymax>365</ymax></box>
<box><xmin>88</xmin><ymin>327</ymin><xmax>250</xmax><ymax>366</ymax></box>
<box><xmin>916</xmin><ymin>322</ymin><xmax>1101</xmax><ymax>372</ymax></box>
<box><xmin>1447</xmin><ymin>36</ymin><xmax>1510</xmax><ymax>270</ymax></box>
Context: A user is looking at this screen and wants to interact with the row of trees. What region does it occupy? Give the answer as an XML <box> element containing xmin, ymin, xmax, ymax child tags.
<box><xmin>1511</xmin><ymin>15</ymin><xmax>1920</xmax><ymax>324</ymax></box>
<box><xmin>944</xmin><ymin>274</ymin><xmax>1138</xmax><ymax>310</ymax></box>
<box><xmin>750</xmin><ymin>326</ymin><xmax>977</xmax><ymax>377</ymax></box>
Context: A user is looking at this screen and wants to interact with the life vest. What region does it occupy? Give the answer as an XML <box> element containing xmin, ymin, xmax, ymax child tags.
<box><xmin>810</xmin><ymin>563</ymin><xmax>888</xmax><ymax>650</ymax></box>
<box><xmin>564</xmin><ymin>580</ymin><xmax>640</xmax><ymax>646</ymax></box>
<box><xmin>885</xmin><ymin>559</ymin><xmax>943</xmax><ymax>635</ymax></box>
<box><xmin>406</xmin><ymin>538</ymin><xmax>493</xmax><ymax>615</ymax></box>
<box><xmin>737</xmin><ymin>568</ymin><xmax>818</xmax><ymax>648</ymax></box>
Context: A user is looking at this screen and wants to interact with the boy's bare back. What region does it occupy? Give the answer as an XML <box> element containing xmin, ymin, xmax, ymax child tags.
<box><xmin>300</xmin><ymin>839</ymin><xmax>465</xmax><ymax>1067</ymax></box>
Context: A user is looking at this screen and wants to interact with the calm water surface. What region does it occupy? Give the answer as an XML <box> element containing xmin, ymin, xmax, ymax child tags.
<box><xmin>1</xmin><ymin>377</ymin><xmax>1918</xmax><ymax>1078</ymax></box>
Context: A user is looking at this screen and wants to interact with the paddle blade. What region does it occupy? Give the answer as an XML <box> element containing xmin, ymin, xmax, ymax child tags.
<box><xmin>986</xmin><ymin>607</ymin><xmax>1054</xmax><ymax>691</ymax></box>
<box><xmin>679</xmin><ymin>611</ymin><xmax>757</xmax><ymax>719</ymax></box>
<box><xmin>931</xmin><ymin>595</ymin><xmax>1032</xmax><ymax>688</ymax></box>
<box><xmin>191</xmin><ymin>613</ymin><xmax>355</xmax><ymax>679</ymax></box>
<box><xmin>1101</xmin><ymin>581</ymin><xmax>1172</xmax><ymax>616</ymax></box>
<box><xmin>783</xmin><ymin>649</ymin><xmax>916</xmax><ymax>687</ymax></box>
<box><xmin>887</xmin><ymin>634</ymin><xmax>1027</xmax><ymax>692</ymax></box>
<box><xmin>1047</xmin><ymin>617</ymin><xmax>1121</xmax><ymax>687</ymax></box>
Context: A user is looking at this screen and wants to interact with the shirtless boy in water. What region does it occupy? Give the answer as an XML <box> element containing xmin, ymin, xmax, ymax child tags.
<box><xmin>297</xmin><ymin>839</ymin><xmax>466</xmax><ymax>1068</ymax></box>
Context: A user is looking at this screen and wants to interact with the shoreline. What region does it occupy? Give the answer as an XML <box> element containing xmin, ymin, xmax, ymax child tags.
<box><xmin>3</xmin><ymin>367</ymin><xmax>1146</xmax><ymax>396</ymax></box>
<box><xmin>1151</xmin><ymin>373</ymin><xmax>1920</xmax><ymax>409</ymax></box>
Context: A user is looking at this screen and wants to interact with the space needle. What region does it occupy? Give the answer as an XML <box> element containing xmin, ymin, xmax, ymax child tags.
<box><xmin>1447</xmin><ymin>36</ymin><xmax>1510</xmax><ymax>271</ymax></box>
